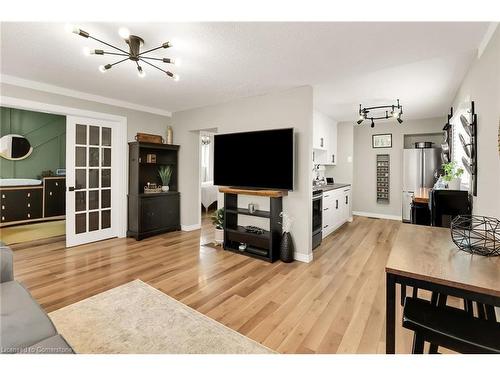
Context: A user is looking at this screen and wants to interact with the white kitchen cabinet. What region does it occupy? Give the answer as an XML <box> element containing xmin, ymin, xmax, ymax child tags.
<box><xmin>340</xmin><ymin>187</ymin><xmax>352</xmax><ymax>223</ymax></box>
<box><xmin>313</xmin><ymin>110</ymin><xmax>337</xmax><ymax>165</ymax></box>
<box><xmin>322</xmin><ymin>186</ymin><xmax>351</xmax><ymax>238</ymax></box>
<box><xmin>327</xmin><ymin>121</ymin><xmax>338</xmax><ymax>165</ymax></box>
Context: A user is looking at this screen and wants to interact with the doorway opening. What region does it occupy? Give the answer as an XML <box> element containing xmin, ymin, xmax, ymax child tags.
<box><xmin>0</xmin><ymin>97</ymin><xmax>127</xmax><ymax>248</ymax></box>
<box><xmin>199</xmin><ymin>129</ymin><xmax>218</xmax><ymax>245</ymax></box>
<box><xmin>0</xmin><ymin>106</ymin><xmax>66</xmax><ymax>245</ymax></box>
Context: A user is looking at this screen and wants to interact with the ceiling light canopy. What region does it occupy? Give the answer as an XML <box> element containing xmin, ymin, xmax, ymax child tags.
<box><xmin>66</xmin><ymin>25</ymin><xmax>180</xmax><ymax>81</ymax></box>
<box><xmin>356</xmin><ymin>99</ymin><xmax>403</xmax><ymax>127</ymax></box>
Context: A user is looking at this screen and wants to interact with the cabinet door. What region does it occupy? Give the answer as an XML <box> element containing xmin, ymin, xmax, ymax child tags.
<box><xmin>140</xmin><ymin>194</ymin><xmax>180</xmax><ymax>232</ymax></box>
<box><xmin>341</xmin><ymin>188</ymin><xmax>351</xmax><ymax>222</ymax></box>
<box><xmin>44</xmin><ymin>178</ymin><xmax>66</xmax><ymax>217</ymax></box>
<box><xmin>331</xmin><ymin>192</ymin><xmax>342</xmax><ymax>229</ymax></box>
<box><xmin>141</xmin><ymin>196</ymin><xmax>164</xmax><ymax>232</ymax></box>
<box><xmin>328</xmin><ymin>121</ymin><xmax>338</xmax><ymax>165</ymax></box>
<box><xmin>162</xmin><ymin>194</ymin><xmax>180</xmax><ymax>228</ymax></box>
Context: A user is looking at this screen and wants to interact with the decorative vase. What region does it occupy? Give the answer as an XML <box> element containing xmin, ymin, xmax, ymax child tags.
<box><xmin>280</xmin><ymin>232</ymin><xmax>294</xmax><ymax>263</ymax></box>
<box><xmin>447</xmin><ymin>178</ymin><xmax>461</xmax><ymax>190</ymax></box>
<box><xmin>214</xmin><ymin>228</ymin><xmax>224</xmax><ymax>244</ymax></box>
<box><xmin>166</xmin><ymin>126</ymin><xmax>173</xmax><ymax>145</ymax></box>
<box><xmin>161</xmin><ymin>185</ymin><xmax>169</xmax><ymax>192</ymax></box>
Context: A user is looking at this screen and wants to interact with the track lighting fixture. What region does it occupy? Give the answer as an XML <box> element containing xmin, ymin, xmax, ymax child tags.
<box><xmin>66</xmin><ymin>24</ymin><xmax>181</xmax><ymax>80</ymax></box>
<box><xmin>356</xmin><ymin>99</ymin><xmax>403</xmax><ymax>127</ymax></box>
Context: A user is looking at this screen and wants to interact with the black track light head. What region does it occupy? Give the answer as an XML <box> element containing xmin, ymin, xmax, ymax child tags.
<box><xmin>370</xmin><ymin>119</ymin><xmax>375</xmax><ymax>128</ymax></box>
<box><xmin>397</xmin><ymin>117</ymin><xmax>403</xmax><ymax>124</ymax></box>
<box><xmin>356</xmin><ymin>119</ymin><xmax>364</xmax><ymax>125</ymax></box>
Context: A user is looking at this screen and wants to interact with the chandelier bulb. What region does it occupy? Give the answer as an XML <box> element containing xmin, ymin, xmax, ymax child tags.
<box><xmin>65</xmin><ymin>24</ymin><xmax>78</xmax><ymax>34</ymax></box>
<box><xmin>118</xmin><ymin>27</ymin><xmax>130</xmax><ymax>40</ymax></box>
<box><xmin>98</xmin><ymin>65</ymin><xmax>106</xmax><ymax>73</ymax></box>
<box><xmin>173</xmin><ymin>74</ymin><xmax>180</xmax><ymax>82</ymax></box>
<box><xmin>83</xmin><ymin>47</ymin><xmax>91</xmax><ymax>56</ymax></box>
<box><xmin>137</xmin><ymin>66</ymin><xmax>146</xmax><ymax>78</ymax></box>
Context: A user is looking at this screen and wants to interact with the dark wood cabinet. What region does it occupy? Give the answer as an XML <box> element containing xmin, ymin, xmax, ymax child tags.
<box><xmin>0</xmin><ymin>177</ymin><xmax>66</xmax><ymax>227</ymax></box>
<box><xmin>127</xmin><ymin>142</ymin><xmax>180</xmax><ymax>240</ymax></box>
<box><xmin>1</xmin><ymin>188</ymin><xmax>43</xmax><ymax>223</ymax></box>
<box><xmin>44</xmin><ymin>177</ymin><xmax>66</xmax><ymax>217</ymax></box>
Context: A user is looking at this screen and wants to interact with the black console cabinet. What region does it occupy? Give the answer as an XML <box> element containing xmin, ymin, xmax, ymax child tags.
<box><xmin>127</xmin><ymin>142</ymin><xmax>181</xmax><ymax>240</ymax></box>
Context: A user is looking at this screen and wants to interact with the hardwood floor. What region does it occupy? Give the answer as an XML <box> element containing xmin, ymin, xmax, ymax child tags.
<box><xmin>9</xmin><ymin>215</ymin><xmax>446</xmax><ymax>353</ymax></box>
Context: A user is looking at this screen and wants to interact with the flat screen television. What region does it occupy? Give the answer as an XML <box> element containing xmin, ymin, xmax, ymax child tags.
<box><xmin>214</xmin><ymin>128</ymin><xmax>294</xmax><ymax>190</ymax></box>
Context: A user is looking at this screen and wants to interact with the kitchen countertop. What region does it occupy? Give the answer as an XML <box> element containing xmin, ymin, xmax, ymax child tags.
<box><xmin>313</xmin><ymin>183</ymin><xmax>351</xmax><ymax>192</ymax></box>
<box><xmin>412</xmin><ymin>187</ymin><xmax>431</xmax><ymax>204</ymax></box>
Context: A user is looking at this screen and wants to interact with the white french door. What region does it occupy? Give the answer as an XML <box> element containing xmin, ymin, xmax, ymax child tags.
<box><xmin>66</xmin><ymin>116</ymin><xmax>122</xmax><ymax>247</ymax></box>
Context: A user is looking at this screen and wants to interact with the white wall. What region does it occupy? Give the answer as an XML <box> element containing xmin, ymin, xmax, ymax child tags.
<box><xmin>172</xmin><ymin>86</ymin><xmax>314</xmax><ymax>262</ymax></box>
<box><xmin>451</xmin><ymin>25</ymin><xmax>500</xmax><ymax>218</ymax></box>
<box><xmin>352</xmin><ymin>117</ymin><xmax>445</xmax><ymax>218</ymax></box>
<box><xmin>0</xmin><ymin>83</ymin><xmax>171</xmax><ymax>142</ymax></box>
<box><xmin>325</xmin><ymin>121</ymin><xmax>354</xmax><ymax>184</ymax></box>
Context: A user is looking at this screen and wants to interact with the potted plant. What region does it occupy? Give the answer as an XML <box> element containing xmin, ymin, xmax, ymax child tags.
<box><xmin>442</xmin><ymin>161</ymin><xmax>464</xmax><ymax>190</ymax></box>
<box><xmin>157</xmin><ymin>165</ymin><xmax>172</xmax><ymax>192</ymax></box>
<box><xmin>211</xmin><ymin>208</ymin><xmax>224</xmax><ymax>244</ymax></box>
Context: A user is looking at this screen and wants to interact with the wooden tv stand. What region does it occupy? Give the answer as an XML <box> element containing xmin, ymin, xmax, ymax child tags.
<box><xmin>219</xmin><ymin>187</ymin><xmax>285</xmax><ymax>262</ymax></box>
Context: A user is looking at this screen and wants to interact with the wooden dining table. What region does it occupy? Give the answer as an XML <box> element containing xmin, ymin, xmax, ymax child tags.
<box><xmin>385</xmin><ymin>223</ymin><xmax>500</xmax><ymax>354</ymax></box>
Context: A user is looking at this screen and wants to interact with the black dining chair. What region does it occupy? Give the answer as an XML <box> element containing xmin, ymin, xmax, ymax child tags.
<box><xmin>402</xmin><ymin>297</ymin><xmax>500</xmax><ymax>354</ymax></box>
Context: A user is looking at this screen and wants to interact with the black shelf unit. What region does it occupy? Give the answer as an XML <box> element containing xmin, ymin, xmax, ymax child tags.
<box><xmin>127</xmin><ymin>142</ymin><xmax>180</xmax><ymax>240</ymax></box>
<box><xmin>222</xmin><ymin>190</ymin><xmax>283</xmax><ymax>263</ymax></box>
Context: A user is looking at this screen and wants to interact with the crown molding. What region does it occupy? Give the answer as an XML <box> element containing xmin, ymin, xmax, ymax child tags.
<box><xmin>0</xmin><ymin>74</ymin><xmax>172</xmax><ymax>117</ymax></box>
<box><xmin>477</xmin><ymin>22</ymin><xmax>498</xmax><ymax>59</ymax></box>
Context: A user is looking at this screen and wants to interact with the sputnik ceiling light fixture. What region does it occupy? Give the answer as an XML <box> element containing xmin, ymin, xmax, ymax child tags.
<box><xmin>357</xmin><ymin>99</ymin><xmax>403</xmax><ymax>128</ymax></box>
<box><xmin>66</xmin><ymin>24</ymin><xmax>180</xmax><ymax>80</ymax></box>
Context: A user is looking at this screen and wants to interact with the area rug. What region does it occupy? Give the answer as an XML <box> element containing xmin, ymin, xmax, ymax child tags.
<box><xmin>0</xmin><ymin>220</ymin><xmax>65</xmax><ymax>245</ymax></box>
<box><xmin>49</xmin><ymin>279</ymin><xmax>274</xmax><ymax>354</ymax></box>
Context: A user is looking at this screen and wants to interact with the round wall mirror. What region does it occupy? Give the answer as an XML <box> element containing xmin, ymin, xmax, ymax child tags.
<box><xmin>0</xmin><ymin>134</ymin><xmax>33</xmax><ymax>160</ymax></box>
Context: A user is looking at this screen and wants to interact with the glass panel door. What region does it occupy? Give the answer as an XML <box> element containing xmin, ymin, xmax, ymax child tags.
<box><xmin>66</xmin><ymin>116</ymin><xmax>117</xmax><ymax>247</ymax></box>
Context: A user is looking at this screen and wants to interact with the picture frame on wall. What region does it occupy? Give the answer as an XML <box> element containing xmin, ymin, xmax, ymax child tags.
<box><xmin>372</xmin><ymin>134</ymin><xmax>392</xmax><ymax>148</ymax></box>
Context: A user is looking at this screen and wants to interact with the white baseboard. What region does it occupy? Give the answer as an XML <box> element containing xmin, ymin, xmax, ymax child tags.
<box><xmin>294</xmin><ymin>252</ymin><xmax>313</xmax><ymax>263</ymax></box>
<box><xmin>181</xmin><ymin>224</ymin><xmax>201</xmax><ymax>232</ymax></box>
<box><xmin>352</xmin><ymin>211</ymin><xmax>402</xmax><ymax>221</ymax></box>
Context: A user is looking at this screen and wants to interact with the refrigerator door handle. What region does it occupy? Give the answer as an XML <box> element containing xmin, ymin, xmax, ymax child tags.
<box><xmin>422</xmin><ymin>152</ymin><xmax>425</xmax><ymax>188</ymax></box>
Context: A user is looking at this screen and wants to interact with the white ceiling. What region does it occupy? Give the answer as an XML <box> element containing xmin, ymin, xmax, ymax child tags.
<box><xmin>0</xmin><ymin>22</ymin><xmax>490</xmax><ymax>120</ymax></box>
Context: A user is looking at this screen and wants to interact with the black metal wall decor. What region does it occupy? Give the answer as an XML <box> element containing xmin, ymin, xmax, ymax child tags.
<box><xmin>66</xmin><ymin>25</ymin><xmax>180</xmax><ymax>80</ymax></box>
<box><xmin>357</xmin><ymin>99</ymin><xmax>403</xmax><ymax>127</ymax></box>
<box><xmin>460</xmin><ymin>101</ymin><xmax>478</xmax><ymax>197</ymax></box>
<box><xmin>441</xmin><ymin>107</ymin><xmax>453</xmax><ymax>165</ymax></box>
<box><xmin>451</xmin><ymin>215</ymin><xmax>500</xmax><ymax>257</ymax></box>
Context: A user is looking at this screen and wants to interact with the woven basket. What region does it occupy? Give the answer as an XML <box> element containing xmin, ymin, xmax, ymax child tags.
<box><xmin>451</xmin><ymin>215</ymin><xmax>500</xmax><ymax>256</ymax></box>
<box><xmin>144</xmin><ymin>187</ymin><xmax>162</xmax><ymax>194</ymax></box>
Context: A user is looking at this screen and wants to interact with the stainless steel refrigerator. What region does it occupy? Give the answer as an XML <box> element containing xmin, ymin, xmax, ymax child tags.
<box><xmin>402</xmin><ymin>148</ymin><xmax>440</xmax><ymax>222</ymax></box>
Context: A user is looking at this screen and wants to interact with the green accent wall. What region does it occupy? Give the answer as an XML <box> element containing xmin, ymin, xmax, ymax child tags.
<box><xmin>0</xmin><ymin>107</ymin><xmax>66</xmax><ymax>179</ymax></box>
